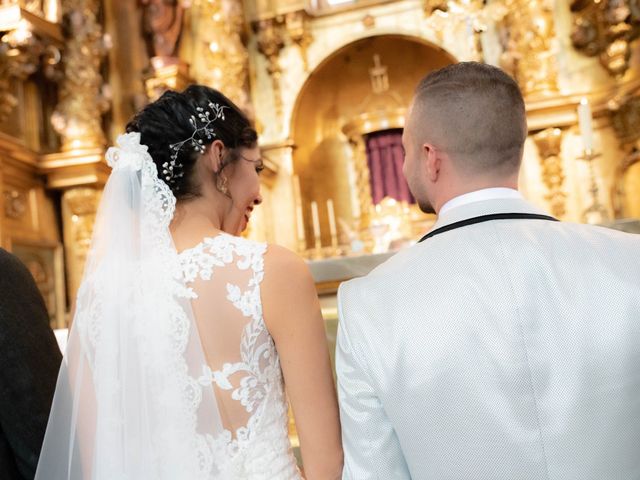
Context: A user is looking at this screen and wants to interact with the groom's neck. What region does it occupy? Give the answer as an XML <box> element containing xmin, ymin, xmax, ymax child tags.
<box><xmin>433</xmin><ymin>174</ymin><xmax>520</xmax><ymax>215</ymax></box>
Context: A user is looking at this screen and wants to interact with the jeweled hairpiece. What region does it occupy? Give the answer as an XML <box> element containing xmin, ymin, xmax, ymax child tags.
<box><xmin>162</xmin><ymin>102</ymin><xmax>228</xmax><ymax>186</ymax></box>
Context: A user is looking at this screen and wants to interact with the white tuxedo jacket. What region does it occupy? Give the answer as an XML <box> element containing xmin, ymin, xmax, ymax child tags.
<box><xmin>336</xmin><ymin>197</ymin><xmax>640</xmax><ymax>480</ymax></box>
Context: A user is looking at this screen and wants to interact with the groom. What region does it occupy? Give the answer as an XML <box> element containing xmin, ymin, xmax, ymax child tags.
<box><xmin>336</xmin><ymin>62</ymin><xmax>640</xmax><ymax>479</ymax></box>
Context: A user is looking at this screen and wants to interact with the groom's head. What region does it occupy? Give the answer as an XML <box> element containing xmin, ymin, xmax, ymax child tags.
<box><xmin>402</xmin><ymin>62</ymin><xmax>527</xmax><ymax>214</ymax></box>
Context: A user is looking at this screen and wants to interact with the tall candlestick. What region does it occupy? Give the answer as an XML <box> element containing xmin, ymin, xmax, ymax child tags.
<box><xmin>578</xmin><ymin>98</ymin><xmax>594</xmax><ymax>153</ymax></box>
<box><xmin>310</xmin><ymin>201</ymin><xmax>321</xmax><ymax>250</ymax></box>
<box><xmin>327</xmin><ymin>199</ymin><xmax>338</xmax><ymax>248</ymax></box>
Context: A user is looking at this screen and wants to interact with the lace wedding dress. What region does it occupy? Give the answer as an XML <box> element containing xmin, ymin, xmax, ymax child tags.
<box><xmin>35</xmin><ymin>133</ymin><xmax>302</xmax><ymax>480</ymax></box>
<box><xmin>178</xmin><ymin>233</ymin><xmax>302</xmax><ymax>478</ymax></box>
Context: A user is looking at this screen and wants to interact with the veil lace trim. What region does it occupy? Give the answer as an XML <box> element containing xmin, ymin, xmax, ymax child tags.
<box><xmin>73</xmin><ymin>133</ymin><xmax>221</xmax><ymax>479</ymax></box>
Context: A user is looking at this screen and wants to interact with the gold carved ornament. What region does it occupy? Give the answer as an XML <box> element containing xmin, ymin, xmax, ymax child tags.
<box><xmin>284</xmin><ymin>10</ymin><xmax>312</xmax><ymax>72</ymax></box>
<box><xmin>3</xmin><ymin>188</ymin><xmax>27</xmax><ymax>219</ymax></box>
<box><xmin>607</xmin><ymin>94</ymin><xmax>640</xmax><ymax>217</ymax></box>
<box><xmin>609</xmin><ymin>94</ymin><xmax>640</xmax><ymax>145</ymax></box>
<box><xmin>61</xmin><ymin>186</ymin><xmax>100</xmax><ymax>299</ymax></box>
<box><xmin>254</xmin><ymin>17</ymin><xmax>285</xmax><ymax>119</ymax></box>
<box><xmin>51</xmin><ymin>0</ymin><xmax>109</xmax><ymax>152</ymax></box>
<box><xmin>0</xmin><ymin>3</ymin><xmax>63</xmax><ymax>123</ymax></box>
<box><xmin>423</xmin><ymin>0</ymin><xmax>448</xmax><ymax>16</ymax></box>
<box><xmin>496</xmin><ymin>0</ymin><xmax>558</xmax><ymax>97</ymax></box>
<box><xmin>194</xmin><ymin>0</ymin><xmax>251</xmax><ymax>112</ymax></box>
<box><xmin>533</xmin><ymin>128</ymin><xmax>567</xmax><ymax>219</ymax></box>
<box><xmin>571</xmin><ymin>0</ymin><xmax>640</xmax><ymax>78</ymax></box>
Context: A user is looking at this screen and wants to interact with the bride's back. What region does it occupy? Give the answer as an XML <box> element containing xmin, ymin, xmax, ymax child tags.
<box><xmin>175</xmin><ymin>231</ymin><xmax>300</xmax><ymax>478</ymax></box>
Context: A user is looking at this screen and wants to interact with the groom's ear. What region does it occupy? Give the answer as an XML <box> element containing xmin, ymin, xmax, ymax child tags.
<box><xmin>422</xmin><ymin>143</ymin><xmax>441</xmax><ymax>182</ymax></box>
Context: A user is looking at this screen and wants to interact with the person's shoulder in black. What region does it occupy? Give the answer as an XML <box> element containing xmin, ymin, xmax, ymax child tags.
<box><xmin>0</xmin><ymin>248</ymin><xmax>62</xmax><ymax>480</ymax></box>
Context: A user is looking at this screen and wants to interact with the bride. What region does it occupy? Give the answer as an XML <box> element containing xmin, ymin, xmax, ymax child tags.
<box><xmin>35</xmin><ymin>86</ymin><xmax>343</xmax><ymax>479</ymax></box>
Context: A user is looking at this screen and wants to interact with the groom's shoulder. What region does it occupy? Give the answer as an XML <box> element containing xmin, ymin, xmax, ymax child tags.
<box><xmin>339</xmin><ymin>245</ymin><xmax>420</xmax><ymax>307</ymax></box>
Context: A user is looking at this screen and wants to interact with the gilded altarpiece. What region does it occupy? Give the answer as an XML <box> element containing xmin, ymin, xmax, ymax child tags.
<box><xmin>244</xmin><ymin>0</ymin><xmax>640</xmax><ymax>256</ymax></box>
<box><xmin>2</xmin><ymin>0</ymin><xmax>640</xmax><ymax>316</ymax></box>
<box><xmin>1</xmin><ymin>0</ymin><xmax>639</xmax><ymax>464</ymax></box>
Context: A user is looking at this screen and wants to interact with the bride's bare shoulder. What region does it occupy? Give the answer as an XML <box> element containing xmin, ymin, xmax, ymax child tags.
<box><xmin>261</xmin><ymin>244</ymin><xmax>319</xmax><ymax>331</ymax></box>
<box><xmin>262</xmin><ymin>244</ymin><xmax>313</xmax><ymax>287</ymax></box>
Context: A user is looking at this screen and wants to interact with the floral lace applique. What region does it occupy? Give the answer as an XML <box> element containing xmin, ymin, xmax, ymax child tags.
<box><xmin>179</xmin><ymin>234</ymin><xmax>300</xmax><ymax>479</ymax></box>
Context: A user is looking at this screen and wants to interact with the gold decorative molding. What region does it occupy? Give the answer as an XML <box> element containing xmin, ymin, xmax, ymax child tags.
<box><xmin>40</xmin><ymin>148</ymin><xmax>110</xmax><ymax>189</ymax></box>
<box><xmin>284</xmin><ymin>10</ymin><xmax>312</xmax><ymax>72</ymax></box>
<box><xmin>533</xmin><ymin>128</ymin><xmax>567</xmax><ymax>219</ymax></box>
<box><xmin>3</xmin><ymin>188</ymin><xmax>27</xmax><ymax>219</ymax></box>
<box><xmin>144</xmin><ymin>58</ymin><xmax>191</xmax><ymax>101</ymax></box>
<box><xmin>13</xmin><ymin>0</ymin><xmax>61</xmax><ymax>21</ymax></box>
<box><xmin>0</xmin><ymin>5</ymin><xmax>63</xmax><ymax>123</ymax></box>
<box><xmin>342</xmin><ymin>108</ymin><xmax>406</xmax><ymax>139</ymax></box>
<box><xmin>191</xmin><ymin>0</ymin><xmax>251</xmax><ymax>112</ymax></box>
<box><xmin>611</xmin><ymin>146</ymin><xmax>640</xmax><ymax>218</ymax></box>
<box><xmin>362</xmin><ymin>13</ymin><xmax>375</xmax><ymax>29</ymax></box>
<box><xmin>51</xmin><ymin>0</ymin><xmax>108</xmax><ymax>152</ymax></box>
<box><xmin>423</xmin><ymin>0</ymin><xmax>448</xmax><ymax>16</ymax></box>
<box><xmin>497</xmin><ymin>0</ymin><xmax>558</xmax><ymax>98</ymax></box>
<box><xmin>61</xmin><ymin>186</ymin><xmax>100</xmax><ymax>300</ymax></box>
<box><xmin>571</xmin><ymin>0</ymin><xmax>640</xmax><ymax>78</ymax></box>
<box><xmin>254</xmin><ymin>17</ymin><xmax>285</xmax><ymax>119</ymax></box>
<box><xmin>524</xmin><ymin>76</ymin><xmax>640</xmax><ymax>132</ymax></box>
<box><xmin>609</xmin><ymin>95</ymin><xmax>640</xmax><ymax>146</ymax></box>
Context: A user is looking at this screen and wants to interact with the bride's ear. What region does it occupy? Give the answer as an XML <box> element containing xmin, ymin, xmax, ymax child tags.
<box><xmin>207</xmin><ymin>139</ymin><xmax>225</xmax><ymax>173</ymax></box>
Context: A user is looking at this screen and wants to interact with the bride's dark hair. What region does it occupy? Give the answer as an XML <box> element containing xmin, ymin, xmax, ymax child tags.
<box><xmin>126</xmin><ymin>85</ymin><xmax>258</xmax><ymax>199</ymax></box>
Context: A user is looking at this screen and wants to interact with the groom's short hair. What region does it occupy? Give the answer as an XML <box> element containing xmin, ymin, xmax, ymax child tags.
<box><xmin>412</xmin><ymin>62</ymin><xmax>527</xmax><ymax>175</ymax></box>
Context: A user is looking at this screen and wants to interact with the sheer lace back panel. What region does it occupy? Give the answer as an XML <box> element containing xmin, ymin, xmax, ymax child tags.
<box><xmin>179</xmin><ymin>233</ymin><xmax>301</xmax><ymax>479</ymax></box>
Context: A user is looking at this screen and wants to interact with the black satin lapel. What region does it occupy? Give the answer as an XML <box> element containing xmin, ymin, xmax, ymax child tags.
<box><xmin>418</xmin><ymin>213</ymin><xmax>559</xmax><ymax>243</ymax></box>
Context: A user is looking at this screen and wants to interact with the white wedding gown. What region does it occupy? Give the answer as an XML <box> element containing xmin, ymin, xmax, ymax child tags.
<box><xmin>177</xmin><ymin>233</ymin><xmax>302</xmax><ymax>479</ymax></box>
<box><xmin>35</xmin><ymin>133</ymin><xmax>302</xmax><ymax>480</ymax></box>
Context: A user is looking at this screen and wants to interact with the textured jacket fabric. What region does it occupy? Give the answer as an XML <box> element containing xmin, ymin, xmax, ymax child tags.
<box><xmin>337</xmin><ymin>197</ymin><xmax>640</xmax><ymax>480</ymax></box>
<box><xmin>0</xmin><ymin>249</ymin><xmax>62</xmax><ymax>479</ymax></box>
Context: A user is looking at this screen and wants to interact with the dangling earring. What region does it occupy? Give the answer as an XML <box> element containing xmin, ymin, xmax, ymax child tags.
<box><xmin>216</xmin><ymin>174</ymin><xmax>229</xmax><ymax>195</ymax></box>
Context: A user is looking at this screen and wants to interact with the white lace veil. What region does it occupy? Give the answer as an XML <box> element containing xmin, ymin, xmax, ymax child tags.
<box><xmin>35</xmin><ymin>132</ymin><xmax>226</xmax><ymax>480</ymax></box>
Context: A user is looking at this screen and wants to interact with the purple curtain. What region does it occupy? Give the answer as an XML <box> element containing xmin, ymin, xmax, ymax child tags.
<box><xmin>365</xmin><ymin>129</ymin><xmax>415</xmax><ymax>205</ymax></box>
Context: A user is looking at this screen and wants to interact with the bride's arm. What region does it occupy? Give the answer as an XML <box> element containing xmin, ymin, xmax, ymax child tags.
<box><xmin>262</xmin><ymin>245</ymin><xmax>343</xmax><ymax>480</ymax></box>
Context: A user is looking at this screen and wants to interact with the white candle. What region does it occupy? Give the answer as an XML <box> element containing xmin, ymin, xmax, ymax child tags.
<box><xmin>578</xmin><ymin>98</ymin><xmax>594</xmax><ymax>153</ymax></box>
<box><xmin>296</xmin><ymin>204</ymin><xmax>305</xmax><ymax>245</ymax></box>
<box><xmin>293</xmin><ymin>175</ymin><xmax>302</xmax><ymax>202</ymax></box>
<box><xmin>311</xmin><ymin>201</ymin><xmax>321</xmax><ymax>244</ymax></box>
<box><xmin>327</xmin><ymin>199</ymin><xmax>338</xmax><ymax>245</ymax></box>
<box><xmin>292</xmin><ymin>176</ymin><xmax>305</xmax><ymax>245</ymax></box>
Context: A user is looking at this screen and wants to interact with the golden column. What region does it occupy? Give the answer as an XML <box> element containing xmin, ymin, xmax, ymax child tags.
<box><xmin>254</xmin><ymin>17</ymin><xmax>285</xmax><ymax>120</ymax></box>
<box><xmin>533</xmin><ymin>128</ymin><xmax>567</xmax><ymax>218</ymax></box>
<box><xmin>189</xmin><ymin>0</ymin><xmax>251</xmax><ymax>113</ymax></box>
<box><xmin>42</xmin><ymin>0</ymin><xmax>109</xmax><ymax>302</ymax></box>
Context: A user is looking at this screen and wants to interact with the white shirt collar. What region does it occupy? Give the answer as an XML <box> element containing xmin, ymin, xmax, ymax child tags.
<box><xmin>439</xmin><ymin>188</ymin><xmax>523</xmax><ymax>216</ymax></box>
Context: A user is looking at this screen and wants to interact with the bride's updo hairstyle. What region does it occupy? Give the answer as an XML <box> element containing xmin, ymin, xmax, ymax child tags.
<box><xmin>126</xmin><ymin>85</ymin><xmax>258</xmax><ymax>199</ymax></box>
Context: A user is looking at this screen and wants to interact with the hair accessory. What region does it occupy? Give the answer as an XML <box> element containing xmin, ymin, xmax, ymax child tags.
<box><xmin>162</xmin><ymin>102</ymin><xmax>227</xmax><ymax>185</ymax></box>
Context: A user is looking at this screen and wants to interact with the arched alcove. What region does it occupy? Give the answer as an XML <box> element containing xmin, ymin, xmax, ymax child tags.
<box><xmin>290</xmin><ymin>34</ymin><xmax>456</xmax><ymax>248</ymax></box>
